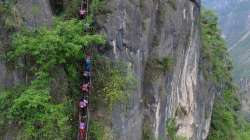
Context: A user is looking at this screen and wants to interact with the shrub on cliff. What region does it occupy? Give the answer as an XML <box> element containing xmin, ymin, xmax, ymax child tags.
<box><xmin>9</xmin><ymin>18</ymin><xmax>105</xmax><ymax>75</ymax></box>
<box><xmin>0</xmin><ymin>18</ymin><xmax>105</xmax><ymax>139</ymax></box>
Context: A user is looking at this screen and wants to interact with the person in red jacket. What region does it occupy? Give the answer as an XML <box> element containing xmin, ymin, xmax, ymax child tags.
<box><xmin>79</xmin><ymin>118</ymin><xmax>86</xmax><ymax>139</ymax></box>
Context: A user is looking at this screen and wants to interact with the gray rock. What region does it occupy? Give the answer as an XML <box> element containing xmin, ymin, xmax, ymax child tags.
<box><xmin>96</xmin><ymin>0</ymin><xmax>214</xmax><ymax>140</ymax></box>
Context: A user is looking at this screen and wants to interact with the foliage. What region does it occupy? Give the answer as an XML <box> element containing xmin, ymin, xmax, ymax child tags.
<box><xmin>166</xmin><ymin>118</ymin><xmax>177</xmax><ymax>139</ymax></box>
<box><xmin>146</xmin><ymin>56</ymin><xmax>173</xmax><ymax>79</ymax></box>
<box><xmin>166</xmin><ymin>118</ymin><xmax>187</xmax><ymax>140</ymax></box>
<box><xmin>9</xmin><ymin>18</ymin><xmax>105</xmax><ymax>76</ymax></box>
<box><xmin>201</xmin><ymin>9</ymin><xmax>233</xmax><ymax>88</ymax></box>
<box><xmin>90</xmin><ymin>0</ymin><xmax>106</xmax><ymax>16</ymax></box>
<box><xmin>89</xmin><ymin>120</ymin><xmax>113</xmax><ymax>140</ymax></box>
<box><xmin>0</xmin><ymin>1</ymin><xmax>22</xmax><ymax>30</ymax></box>
<box><xmin>156</xmin><ymin>57</ymin><xmax>173</xmax><ymax>72</ymax></box>
<box><xmin>207</xmin><ymin>88</ymin><xmax>250</xmax><ymax>140</ymax></box>
<box><xmin>0</xmin><ymin>86</ymin><xmax>25</xmax><ymax>132</ymax></box>
<box><xmin>64</xmin><ymin>0</ymin><xmax>82</xmax><ymax>17</ymax></box>
<box><xmin>202</xmin><ymin>9</ymin><xmax>250</xmax><ymax>140</ymax></box>
<box><xmin>143</xmin><ymin>122</ymin><xmax>155</xmax><ymax>140</ymax></box>
<box><xmin>89</xmin><ymin>121</ymin><xmax>105</xmax><ymax>140</ymax></box>
<box><xmin>93</xmin><ymin>56</ymin><xmax>136</xmax><ymax>110</ymax></box>
<box><xmin>0</xmin><ymin>0</ymin><xmax>121</xmax><ymax>139</ymax></box>
<box><xmin>0</xmin><ymin>82</ymin><xmax>72</xmax><ymax>140</ymax></box>
<box><xmin>0</xmin><ymin>18</ymin><xmax>105</xmax><ymax>139</ymax></box>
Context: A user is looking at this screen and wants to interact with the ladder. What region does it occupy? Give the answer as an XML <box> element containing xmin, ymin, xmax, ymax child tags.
<box><xmin>78</xmin><ymin>1</ymin><xmax>91</xmax><ymax>140</ymax></box>
<box><xmin>78</xmin><ymin>51</ymin><xmax>92</xmax><ymax>140</ymax></box>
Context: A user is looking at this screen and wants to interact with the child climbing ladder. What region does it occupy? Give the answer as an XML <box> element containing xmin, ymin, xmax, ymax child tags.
<box><xmin>79</xmin><ymin>0</ymin><xmax>88</xmax><ymax>19</ymax></box>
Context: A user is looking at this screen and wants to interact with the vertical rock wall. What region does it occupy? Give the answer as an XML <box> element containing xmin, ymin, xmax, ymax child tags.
<box><xmin>0</xmin><ymin>0</ymin><xmax>216</xmax><ymax>140</ymax></box>
<box><xmin>0</xmin><ymin>0</ymin><xmax>52</xmax><ymax>139</ymax></box>
<box><xmin>0</xmin><ymin>0</ymin><xmax>52</xmax><ymax>88</ymax></box>
<box><xmin>96</xmin><ymin>0</ymin><xmax>214</xmax><ymax>140</ymax></box>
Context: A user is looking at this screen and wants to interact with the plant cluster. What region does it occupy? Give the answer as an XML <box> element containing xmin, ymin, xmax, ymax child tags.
<box><xmin>166</xmin><ymin>118</ymin><xmax>187</xmax><ymax>140</ymax></box>
<box><xmin>92</xmin><ymin>56</ymin><xmax>136</xmax><ymax>110</ymax></box>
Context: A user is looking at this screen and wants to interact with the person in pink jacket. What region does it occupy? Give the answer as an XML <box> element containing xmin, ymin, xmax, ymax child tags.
<box><xmin>79</xmin><ymin>98</ymin><xmax>88</xmax><ymax>109</ymax></box>
<box><xmin>81</xmin><ymin>82</ymin><xmax>91</xmax><ymax>93</ymax></box>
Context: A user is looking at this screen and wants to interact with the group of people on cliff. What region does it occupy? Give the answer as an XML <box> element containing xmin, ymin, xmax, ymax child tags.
<box><xmin>78</xmin><ymin>1</ymin><xmax>90</xmax><ymax>139</ymax></box>
<box><xmin>79</xmin><ymin>53</ymin><xmax>91</xmax><ymax>139</ymax></box>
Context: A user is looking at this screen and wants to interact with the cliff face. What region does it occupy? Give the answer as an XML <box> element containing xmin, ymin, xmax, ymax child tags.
<box><xmin>0</xmin><ymin>0</ymin><xmax>52</xmax><ymax>88</ymax></box>
<box><xmin>0</xmin><ymin>0</ymin><xmax>216</xmax><ymax>140</ymax></box>
<box><xmin>96</xmin><ymin>0</ymin><xmax>214</xmax><ymax>140</ymax></box>
<box><xmin>204</xmin><ymin>0</ymin><xmax>250</xmax><ymax>125</ymax></box>
<box><xmin>0</xmin><ymin>1</ymin><xmax>52</xmax><ymax>139</ymax></box>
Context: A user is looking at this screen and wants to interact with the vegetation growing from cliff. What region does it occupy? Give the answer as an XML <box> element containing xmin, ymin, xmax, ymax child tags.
<box><xmin>0</xmin><ymin>1</ymin><xmax>21</xmax><ymax>30</ymax></box>
<box><xmin>0</xmin><ymin>18</ymin><xmax>105</xmax><ymax>139</ymax></box>
<box><xmin>92</xmin><ymin>57</ymin><xmax>136</xmax><ymax>110</ymax></box>
<box><xmin>0</xmin><ymin>1</ymin><xmax>136</xmax><ymax>139</ymax></box>
<box><xmin>0</xmin><ymin>1</ymin><xmax>22</xmax><ymax>55</ymax></box>
<box><xmin>156</xmin><ymin>57</ymin><xmax>174</xmax><ymax>73</ymax></box>
<box><xmin>166</xmin><ymin>119</ymin><xmax>187</xmax><ymax>140</ymax></box>
<box><xmin>89</xmin><ymin>120</ymin><xmax>113</xmax><ymax>140</ymax></box>
<box><xmin>0</xmin><ymin>0</ymin><xmax>136</xmax><ymax>139</ymax></box>
<box><xmin>201</xmin><ymin>9</ymin><xmax>250</xmax><ymax>140</ymax></box>
<box><xmin>201</xmin><ymin>9</ymin><xmax>233</xmax><ymax>88</ymax></box>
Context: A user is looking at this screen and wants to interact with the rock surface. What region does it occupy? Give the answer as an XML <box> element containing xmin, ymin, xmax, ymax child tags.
<box><xmin>0</xmin><ymin>0</ymin><xmax>52</xmax><ymax>88</ymax></box>
<box><xmin>96</xmin><ymin>0</ymin><xmax>214</xmax><ymax>140</ymax></box>
<box><xmin>0</xmin><ymin>1</ymin><xmax>53</xmax><ymax>139</ymax></box>
<box><xmin>0</xmin><ymin>0</ymin><xmax>216</xmax><ymax>140</ymax></box>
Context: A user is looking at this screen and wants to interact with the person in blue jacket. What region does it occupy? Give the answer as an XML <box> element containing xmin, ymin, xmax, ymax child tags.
<box><xmin>84</xmin><ymin>54</ymin><xmax>91</xmax><ymax>72</ymax></box>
